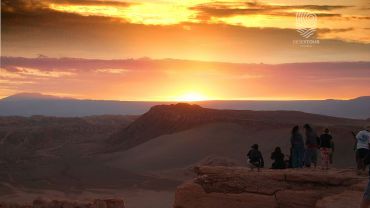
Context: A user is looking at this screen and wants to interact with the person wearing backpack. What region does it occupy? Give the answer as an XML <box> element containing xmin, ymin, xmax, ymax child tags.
<box><xmin>247</xmin><ymin>144</ymin><xmax>264</xmax><ymax>171</ymax></box>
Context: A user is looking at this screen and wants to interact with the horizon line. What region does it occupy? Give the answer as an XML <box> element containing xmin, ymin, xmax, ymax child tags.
<box><xmin>2</xmin><ymin>56</ymin><xmax>370</xmax><ymax>66</ymax></box>
<box><xmin>2</xmin><ymin>92</ymin><xmax>369</xmax><ymax>102</ymax></box>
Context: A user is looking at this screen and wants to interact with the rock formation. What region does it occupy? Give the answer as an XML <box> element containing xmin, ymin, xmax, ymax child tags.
<box><xmin>0</xmin><ymin>198</ymin><xmax>125</xmax><ymax>208</ymax></box>
<box><xmin>174</xmin><ymin>166</ymin><xmax>367</xmax><ymax>208</ymax></box>
<box><xmin>108</xmin><ymin>103</ymin><xmax>365</xmax><ymax>151</ymax></box>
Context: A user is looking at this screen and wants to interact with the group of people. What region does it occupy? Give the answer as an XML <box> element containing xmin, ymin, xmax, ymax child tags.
<box><xmin>290</xmin><ymin>124</ymin><xmax>334</xmax><ymax>169</ymax></box>
<box><xmin>246</xmin><ymin>124</ymin><xmax>370</xmax><ymax>208</ymax></box>
<box><xmin>247</xmin><ymin>124</ymin><xmax>334</xmax><ymax>171</ymax></box>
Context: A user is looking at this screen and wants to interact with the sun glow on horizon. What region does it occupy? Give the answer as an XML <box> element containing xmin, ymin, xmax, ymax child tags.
<box><xmin>175</xmin><ymin>92</ymin><xmax>208</xmax><ymax>102</ymax></box>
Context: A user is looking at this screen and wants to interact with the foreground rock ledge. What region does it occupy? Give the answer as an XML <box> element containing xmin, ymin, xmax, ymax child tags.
<box><xmin>0</xmin><ymin>199</ymin><xmax>125</xmax><ymax>208</ymax></box>
<box><xmin>174</xmin><ymin>166</ymin><xmax>368</xmax><ymax>208</ymax></box>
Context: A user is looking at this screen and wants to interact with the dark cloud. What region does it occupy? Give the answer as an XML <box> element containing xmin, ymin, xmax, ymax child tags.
<box><xmin>352</xmin><ymin>16</ymin><xmax>370</xmax><ymax>19</ymax></box>
<box><xmin>0</xmin><ymin>0</ymin><xmax>131</xmax><ymax>29</ymax></box>
<box><xmin>270</xmin><ymin>12</ymin><xmax>341</xmax><ymax>17</ymax></box>
<box><xmin>318</xmin><ymin>28</ymin><xmax>354</xmax><ymax>34</ymax></box>
<box><xmin>1</xmin><ymin>0</ymin><xmax>369</xmax><ymax>63</ymax></box>
<box><xmin>1</xmin><ymin>56</ymin><xmax>156</xmax><ymax>72</ymax></box>
<box><xmin>1</xmin><ymin>0</ymin><xmax>132</xmax><ymax>11</ymax></box>
<box><xmin>2</xmin><ymin>56</ymin><xmax>370</xmax><ymax>74</ymax></box>
<box><xmin>1</xmin><ymin>0</ymin><xmax>47</xmax><ymax>12</ymax></box>
<box><xmin>191</xmin><ymin>2</ymin><xmax>351</xmax><ymax>18</ymax></box>
<box><xmin>1</xmin><ymin>0</ymin><xmax>125</xmax><ymax>29</ymax></box>
<box><xmin>48</xmin><ymin>0</ymin><xmax>132</xmax><ymax>7</ymax></box>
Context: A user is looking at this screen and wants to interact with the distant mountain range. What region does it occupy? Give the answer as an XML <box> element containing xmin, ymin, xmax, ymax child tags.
<box><xmin>0</xmin><ymin>93</ymin><xmax>369</xmax><ymax>119</ymax></box>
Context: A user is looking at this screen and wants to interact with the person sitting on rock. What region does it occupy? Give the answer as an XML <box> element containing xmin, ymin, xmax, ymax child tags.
<box><xmin>271</xmin><ymin>146</ymin><xmax>286</xmax><ymax>169</ymax></box>
<box><xmin>247</xmin><ymin>144</ymin><xmax>264</xmax><ymax>171</ymax></box>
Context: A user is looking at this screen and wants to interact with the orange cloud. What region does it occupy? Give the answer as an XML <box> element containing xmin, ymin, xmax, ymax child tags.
<box><xmin>1</xmin><ymin>57</ymin><xmax>369</xmax><ymax>101</ymax></box>
<box><xmin>1</xmin><ymin>0</ymin><xmax>370</xmax><ymax>64</ymax></box>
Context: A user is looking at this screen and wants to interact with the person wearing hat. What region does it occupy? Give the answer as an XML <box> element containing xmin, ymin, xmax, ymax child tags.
<box><xmin>247</xmin><ymin>144</ymin><xmax>264</xmax><ymax>171</ymax></box>
<box><xmin>356</xmin><ymin>125</ymin><xmax>370</xmax><ymax>175</ymax></box>
<box><xmin>361</xmin><ymin>126</ymin><xmax>370</xmax><ymax>208</ymax></box>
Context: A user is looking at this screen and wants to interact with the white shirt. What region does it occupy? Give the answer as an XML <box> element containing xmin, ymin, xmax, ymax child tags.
<box><xmin>356</xmin><ymin>130</ymin><xmax>370</xmax><ymax>149</ymax></box>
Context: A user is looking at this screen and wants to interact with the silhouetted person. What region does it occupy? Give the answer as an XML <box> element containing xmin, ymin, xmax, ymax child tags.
<box><xmin>356</xmin><ymin>126</ymin><xmax>370</xmax><ymax>175</ymax></box>
<box><xmin>361</xmin><ymin>133</ymin><xmax>370</xmax><ymax>208</ymax></box>
<box><xmin>319</xmin><ymin>128</ymin><xmax>333</xmax><ymax>170</ymax></box>
<box><xmin>271</xmin><ymin>146</ymin><xmax>285</xmax><ymax>169</ymax></box>
<box><xmin>247</xmin><ymin>144</ymin><xmax>264</xmax><ymax>171</ymax></box>
<box><xmin>303</xmin><ymin>124</ymin><xmax>319</xmax><ymax>168</ymax></box>
<box><xmin>290</xmin><ymin>126</ymin><xmax>304</xmax><ymax>168</ymax></box>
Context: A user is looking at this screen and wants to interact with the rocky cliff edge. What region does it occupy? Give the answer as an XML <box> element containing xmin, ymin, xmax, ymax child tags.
<box><xmin>174</xmin><ymin>166</ymin><xmax>368</xmax><ymax>208</ymax></box>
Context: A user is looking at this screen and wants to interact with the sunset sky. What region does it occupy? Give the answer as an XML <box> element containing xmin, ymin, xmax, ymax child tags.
<box><xmin>1</xmin><ymin>0</ymin><xmax>370</xmax><ymax>101</ymax></box>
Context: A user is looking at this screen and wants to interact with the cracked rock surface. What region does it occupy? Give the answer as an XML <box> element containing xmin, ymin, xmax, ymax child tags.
<box><xmin>174</xmin><ymin>166</ymin><xmax>367</xmax><ymax>208</ymax></box>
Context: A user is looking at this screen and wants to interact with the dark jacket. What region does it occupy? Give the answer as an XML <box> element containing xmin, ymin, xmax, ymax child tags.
<box><xmin>247</xmin><ymin>149</ymin><xmax>264</xmax><ymax>168</ymax></box>
<box><xmin>271</xmin><ymin>151</ymin><xmax>286</xmax><ymax>169</ymax></box>
<box><xmin>305</xmin><ymin>131</ymin><xmax>319</xmax><ymax>148</ymax></box>
<box><xmin>319</xmin><ymin>133</ymin><xmax>333</xmax><ymax>148</ymax></box>
<box><xmin>291</xmin><ymin>132</ymin><xmax>304</xmax><ymax>150</ymax></box>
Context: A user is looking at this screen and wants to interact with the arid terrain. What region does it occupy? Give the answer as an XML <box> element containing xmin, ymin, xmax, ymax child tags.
<box><xmin>0</xmin><ymin>103</ymin><xmax>368</xmax><ymax>207</ymax></box>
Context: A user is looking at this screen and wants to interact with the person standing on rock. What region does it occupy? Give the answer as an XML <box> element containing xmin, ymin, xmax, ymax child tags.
<box><xmin>319</xmin><ymin>128</ymin><xmax>333</xmax><ymax>170</ymax></box>
<box><xmin>356</xmin><ymin>126</ymin><xmax>370</xmax><ymax>175</ymax></box>
<box><xmin>303</xmin><ymin>124</ymin><xmax>319</xmax><ymax>168</ymax></box>
<box><xmin>290</xmin><ymin>125</ymin><xmax>305</xmax><ymax>168</ymax></box>
<box><xmin>247</xmin><ymin>144</ymin><xmax>264</xmax><ymax>172</ymax></box>
<box><xmin>361</xmin><ymin>127</ymin><xmax>370</xmax><ymax>208</ymax></box>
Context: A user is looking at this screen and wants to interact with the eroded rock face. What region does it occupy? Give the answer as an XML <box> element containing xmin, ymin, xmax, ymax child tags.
<box><xmin>0</xmin><ymin>199</ymin><xmax>125</xmax><ymax>208</ymax></box>
<box><xmin>174</xmin><ymin>166</ymin><xmax>367</xmax><ymax>208</ymax></box>
<box><xmin>316</xmin><ymin>191</ymin><xmax>363</xmax><ymax>208</ymax></box>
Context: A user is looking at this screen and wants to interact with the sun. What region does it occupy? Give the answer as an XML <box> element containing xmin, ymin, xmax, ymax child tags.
<box><xmin>176</xmin><ymin>92</ymin><xmax>207</xmax><ymax>102</ymax></box>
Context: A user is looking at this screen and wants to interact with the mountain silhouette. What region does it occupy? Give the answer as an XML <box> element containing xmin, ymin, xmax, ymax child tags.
<box><xmin>107</xmin><ymin>103</ymin><xmax>364</xmax><ymax>151</ymax></box>
<box><xmin>1</xmin><ymin>93</ymin><xmax>370</xmax><ymax>119</ymax></box>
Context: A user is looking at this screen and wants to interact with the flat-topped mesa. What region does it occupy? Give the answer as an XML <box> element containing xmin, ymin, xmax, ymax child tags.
<box><xmin>108</xmin><ymin>103</ymin><xmax>364</xmax><ymax>152</ymax></box>
<box><xmin>174</xmin><ymin>166</ymin><xmax>368</xmax><ymax>208</ymax></box>
<box><xmin>107</xmin><ymin>103</ymin><xmax>230</xmax><ymax>149</ymax></box>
